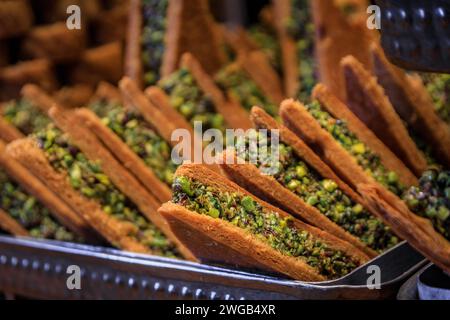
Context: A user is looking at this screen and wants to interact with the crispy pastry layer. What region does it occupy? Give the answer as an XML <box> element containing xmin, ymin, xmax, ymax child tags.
<box><xmin>312</xmin><ymin>0</ymin><xmax>375</xmax><ymax>101</ymax></box>
<box><xmin>7</xmin><ymin>138</ymin><xmax>150</xmax><ymax>253</ymax></box>
<box><xmin>312</xmin><ymin>83</ymin><xmax>417</xmax><ymax>186</ymax></box>
<box><xmin>359</xmin><ymin>183</ymin><xmax>450</xmax><ymax>274</ymax></box>
<box><xmin>47</xmin><ymin>106</ymin><xmax>196</xmax><ymax>260</ymax></box>
<box><xmin>280</xmin><ymin>98</ymin><xmax>375</xmax><ymax>191</ymax></box>
<box><xmin>370</xmin><ymin>44</ymin><xmax>450</xmax><ymax>167</ymax></box>
<box><xmin>341</xmin><ymin>55</ymin><xmax>427</xmax><ymax>176</ymax></box>
<box><xmin>160</xmin><ymin>163</ymin><xmax>370</xmax><ymax>281</ymax></box>
<box><xmin>181</xmin><ymin>52</ymin><xmax>252</xmax><ymax>130</ymax></box>
<box><xmin>0</xmin><ymin>139</ymin><xmax>96</xmax><ymax>240</ymax></box>
<box><xmin>220</xmin><ymin>107</ymin><xmax>377</xmax><ymax>257</ymax></box>
<box><xmin>76</xmin><ymin>107</ymin><xmax>172</xmax><ymax>203</ymax></box>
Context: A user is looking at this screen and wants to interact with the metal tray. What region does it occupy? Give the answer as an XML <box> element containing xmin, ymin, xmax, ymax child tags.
<box><xmin>0</xmin><ymin>236</ymin><xmax>426</xmax><ymax>300</ymax></box>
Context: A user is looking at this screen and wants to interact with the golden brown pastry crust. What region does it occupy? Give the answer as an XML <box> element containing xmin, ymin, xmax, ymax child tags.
<box><xmin>238</xmin><ymin>51</ymin><xmax>284</xmax><ymax>106</ymax></box>
<box><xmin>0</xmin><ymin>139</ymin><xmax>96</xmax><ymax>240</ymax></box>
<box><xmin>160</xmin><ymin>202</ymin><xmax>324</xmax><ymax>281</ymax></box>
<box><xmin>70</xmin><ymin>42</ymin><xmax>123</xmax><ymax>86</ymax></box>
<box><xmin>371</xmin><ymin>44</ymin><xmax>450</xmax><ymax>167</ymax></box>
<box><xmin>0</xmin><ymin>84</ymin><xmax>55</xmax><ymax>143</ymax></box>
<box><xmin>0</xmin><ymin>116</ymin><xmax>24</xmax><ymax>143</ymax></box>
<box><xmin>220</xmin><ymin>107</ymin><xmax>377</xmax><ymax>258</ymax></box>
<box><xmin>162</xmin><ymin>0</ymin><xmax>226</xmax><ymax>77</ymax></box>
<box><xmin>75</xmin><ymin>108</ymin><xmax>172</xmax><ymax>203</ymax></box>
<box><xmin>90</xmin><ymin>81</ymin><xmax>123</xmax><ymax>105</ymax></box>
<box><xmin>221</xmin><ymin>25</ymin><xmax>258</xmax><ymax>54</ymax></box>
<box><xmin>341</xmin><ymin>55</ymin><xmax>427</xmax><ymax>176</ymax></box>
<box><xmin>220</xmin><ymin>24</ymin><xmax>284</xmax><ymax>104</ymax></box>
<box><xmin>358</xmin><ymin>183</ymin><xmax>450</xmax><ymax>274</ymax></box>
<box><xmin>312</xmin><ymin>83</ymin><xmax>418</xmax><ymax>187</ymax></box>
<box><xmin>21</xmin><ymin>83</ymin><xmax>57</xmax><ymax>113</ymax></box>
<box><xmin>159</xmin><ymin>163</ymin><xmax>370</xmax><ymax>281</ymax></box>
<box><xmin>47</xmin><ymin>105</ymin><xmax>196</xmax><ymax>260</ymax></box>
<box><xmin>54</xmin><ymin>84</ymin><xmax>94</xmax><ymax>108</ymax></box>
<box><xmin>144</xmin><ymin>86</ymin><xmax>197</xmax><ymax>135</ymax></box>
<box><xmin>94</xmin><ymin>2</ymin><xmax>130</xmax><ymax>44</ymax></box>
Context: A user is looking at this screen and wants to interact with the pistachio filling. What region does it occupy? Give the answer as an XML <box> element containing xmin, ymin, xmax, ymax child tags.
<box><xmin>90</xmin><ymin>101</ymin><xmax>177</xmax><ymax>186</ymax></box>
<box><xmin>285</xmin><ymin>0</ymin><xmax>316</xmax><ymax>101</ymax></box>
<box><xmin>305</xmin><ymin>101</ymin><xmax>406</xmax><ymax>195</ymax></box>
<box><xmin>141</xmin><ymin>0</ymin><xmax>168</xmax><ymax>86</ymax></box>
<box><xmin>403</xmin><ymin>168</ymin><xmax>450</xmax><ymax>241</ymax></box>
<box><xmin>33</xmin><ymin>125</ymin><xmax>179</xmax><ymax>257</ymax></box>
<box><xmin>338</xmin><ymin>3</ymin><xmax>359</xmax><ymax>17</ymax></box>
<box><xmin>248</xmin><ymin>24</ymin><xmax>282</xmax><ymax>74</ymax></box>
<box><xmin>421</xmin><ymin>73</ymin><xmax>449</xmax><ymax>124</ymax></box>
<box><xmin>2</xmin><ymin>99</ymin><xmax>50</xmax><ymax>136</ymax></box>
<box><xmin>159</xmin><ymin>68</ymin><xmax>226</xmax><ymax>133</ymax></box>
<box><xmin>173</xmin><ymin>176</ymin><xmax>359</xmax><ymax>278</ymax></box>
<box><xmin>235</xmin><ymin>133</ymin><xmax>398</xmax><ymax>252</ymax></box>
<box><xmin>0</xmin><ymin>169</ymin><xmax>78</xmax><ymax>241</ymax></box>
<box><xmin>215</xmin><ymin>65</ymin><xmax>278</xmax><ymax>117</ymax></box>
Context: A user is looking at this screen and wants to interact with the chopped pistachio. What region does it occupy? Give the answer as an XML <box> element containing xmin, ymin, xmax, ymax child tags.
<box><xmin>159</xmin><ymin>68</ymin><xmax>226</xmax><ymax>133</ymax></box>
<box><xmin>173</xmin><ymin>176</ymin><xmax>360</xmax><ymax>279</ymax></box>
<box><xmin>2</xmin><ymin>99</ymin><xmax>50</xmax><ymax>135</ymax></box>
<box><xmin>141</xmin><ymin>0</ymin><xmax>169</xmax><ymax>86</ymax></box>
<box><xmin>285</xmin><ymin>0</ymin><xmax>317</xmax><ymax>101</ymax></box>
<box><xmin>215</xmin><ymin>65</ymin><xmax>278</xmax><ymax>117</ymax></box>
<box><xmin>305</xmin><ymin>100</ymin><xmax>406</xmax><ymax>196</ymax></box>
<box><xmin>0</xmin><ymin>169</ymin><xmax>79</xmax><ymax>242</ymax></box>
<box><xmin>235</xmin><ymin>131</ymin><xmax>399</xmax><ymax>253</ymax></box>
<box><xmin>403</xmin><ymin>167</ymin><xmax>450</xmax><ymax>241</ymax></box>
<box><xmin>90</xmin><ymin>102</ymin><xmax>178</xmax><ymax>187</ymax></box>
<box><xmin>34</xmin><ymin>125</ymin><xmax>179</xmax><ymax>257</ymax></box>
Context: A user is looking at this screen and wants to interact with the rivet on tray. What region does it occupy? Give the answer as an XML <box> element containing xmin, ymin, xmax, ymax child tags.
<box><xmin>127</xmin><ymin>278</ymin><xmax>136</xmax><ymax>288</ymax></box>
<box><xmin>0</xmin><ymin>255</ymin><xmax>7</xmax><ymax>265</ymax></box>
<box><xmin>224</xmin><ymin>294</ymin><xmax>232</xmax><ymax>300</ymax></box>
<box><xmin>153</xmin><ymin>282</ymin><xmax>163</xmax><ymax>292</ymax></box>
<box><xmin>21</xmin><ymin>258</ymin><xmax>30</xmax><ymax>269</ymax></box>
<box><xmin>91</xmin><ymin>271</ymin><xmax>98</xmax><ymax>280</ymax></box>
<box><xmin>239</xmin><ymin>296</ymin><xmax>246</xmax><ymax>300</ymax></box>
<box><xmin>181</xmin><ymin>286</ymin><xmax>190</xmax><ymax>296</ymax></box>
<box><xmin>102</xmin><ymin>273</ymin><xmax>111</xmax><ymax>283</ymax></box>
<box><xmin>10</xmin><ymin>257</ymin><xmax>18</xmax><ymax>267</ymax></box>
<box><xmin>114</xmin><ymin>275</ymin><xmax>122</xmax><ymax>285</ymax></box>
<box><xmin>194</xmin><ymin>288</ymin><xmax>204</xmax><ymax>299</ymax></box>
<box><xmin>167</xmin><ymin>284</ymin><xmax>175</xmax><ymax>294</ymax></box>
